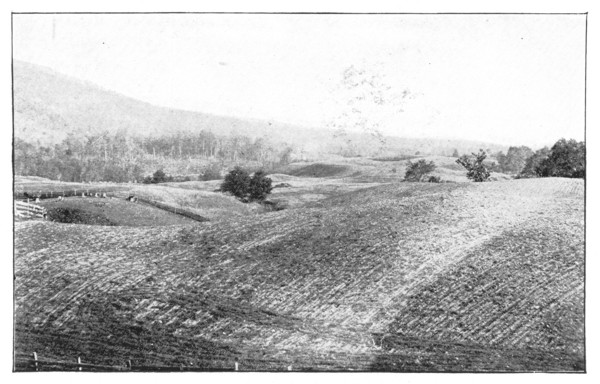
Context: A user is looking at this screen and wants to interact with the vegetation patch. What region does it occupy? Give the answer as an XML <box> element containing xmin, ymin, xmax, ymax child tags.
<box><xmin>286</xmin><ymin>163</ymin><xmax>350</xmax><ymax>178</ymax></box>
<box><xmin>40</xmin><ymin>198</ymin><xmax>197</xmax><ymax>226</ymax></box>
<box><xmin>47</xmin><ymin>207</ymin><xmax>115</xmax><ymax>226</ymax></box>
<box><xmin>371</xmin><ymin>155</ymin><xmax>418</xmax><ymax>162</ymax></box>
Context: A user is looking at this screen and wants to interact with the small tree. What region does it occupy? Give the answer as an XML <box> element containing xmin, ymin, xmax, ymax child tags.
<box><xmin>456</xmin><ymin>149</ymin><xmax>491</xmax><ymax>182</ymax></box>
<box><xmin>452</xmin><ymin>149</ymin><xmax>459</xmax><ymax>158</ymax></box>
<box><xmin>404</xmin><ymin>159</ymin><xmax>436</xmax><ymax>182</ymax></box>
<box><xmin>153</xmin><ymin>169</ymin><xmax>168</xmax><ymax>183</ymax></box>
<box><xmin>220</xmin><ymin>167</ymin><xmax>273</xmax><ymax>202</ymax></box>
<box><xmin>144</xmin><ymin>169</ymin><xmax>171</xmax><ymax>184</ymax></box>
<box><xmin>248</xmin><ymin>170</ymin><xmax>273</xmax><ymax>201</ymax></box>
<box><xmin>220</xmin><ymin>166</ymin><xmax>251</xmax><ymax>200</ymax></box>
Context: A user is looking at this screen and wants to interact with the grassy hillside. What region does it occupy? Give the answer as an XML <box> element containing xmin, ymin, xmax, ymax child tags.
<box><xmin>39</xmin><ymin>198</ymin><xmax>197</xmax><ymax>226</ymax></box>
<box><xmin>14</xmin><ymin>177</ymin><xmax>584</xmax><ymax>371</ymax></box>
<box><xmin>13</xmin><ymin>61</ymin><xmax>507</xmax><ymax>157</ymax></box>
<box><xmin>13</xmin><ymin>60</ymin><xmax>329</xmax><ymax>150</ymax></box>
<box><xmin>277</xmin><ymin>155</ymin><xmax>510</xmax><ymax>183</ymax></box>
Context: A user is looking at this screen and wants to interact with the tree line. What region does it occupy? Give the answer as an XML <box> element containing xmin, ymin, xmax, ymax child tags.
<box><xmin>491</xmin><ymin>138</ymin><xmax>585</xmax><ymax>179</ymax></box>
<box><xmin>404</xmin><ymin>138</ymin><xmax>585</xmax><ymax>183</ymax></box>
<box><xmin>14</xmin><ymin>131</ymin><xmax>294</xmax><ymax>183</ymax></box>
<box><xmin>455</xmin><ymin>138</ymin><xmax>585</xmax><ymax>181</ymax></box>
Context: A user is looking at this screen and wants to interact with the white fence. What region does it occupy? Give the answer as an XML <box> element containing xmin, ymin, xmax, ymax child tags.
<box><xmin>14</xmin><ymin>201</ymin><xmax>47</xmax><ymax>220</ymax></box>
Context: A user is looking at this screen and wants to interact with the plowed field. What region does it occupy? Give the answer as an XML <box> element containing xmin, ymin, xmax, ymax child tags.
<box><xmin>14</xmin><ymin>177</ymin><xmax>584</xmax><ymax>371</ymax></box>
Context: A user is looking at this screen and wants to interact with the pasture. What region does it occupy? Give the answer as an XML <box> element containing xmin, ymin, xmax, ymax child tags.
<box><xmin>13</xmin><ymin>157</ymin><xmax>585</xmax><ymax>371</ymax></box>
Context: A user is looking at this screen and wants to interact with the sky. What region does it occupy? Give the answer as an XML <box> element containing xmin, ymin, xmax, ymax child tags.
<box><xmin>12</xmin><ymin>13</ymin><xmax>586</xmax><ymax>147</ymax></box>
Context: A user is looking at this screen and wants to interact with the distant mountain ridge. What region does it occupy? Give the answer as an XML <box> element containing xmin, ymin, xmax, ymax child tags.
<box><xmin>13</xmin><ymin>60</ymin><xmax>331</xmax><ymax>147</ymax></box>
<box><xmin>13</xmin><ymin>60</ymin><xmax>507</xmax><ymax>156</ymax></box>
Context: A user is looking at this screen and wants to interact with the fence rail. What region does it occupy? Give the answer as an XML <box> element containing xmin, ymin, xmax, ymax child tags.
<box><xmin>13</xmin><ymin>189</ymin><xmax>209</xmax><ymax>224</ymax></box>
<box><xmin>13</xmin><ymin>186</ymin><xmax>127</xmax><ymax>201</ymax></box>
<box><xmin>14</xmin><ymin>352</ymin><xmax>237</xmax><ymax>372</ymax></box>
<box><xmin>136</xmin><ymin>197</ymin><xmax>209</xmax><ymax>223</ymax></box>
<box><xmin>14</xmin><ymin>201</ymin><xmax>47</xmax><ymax>219</ymax></box>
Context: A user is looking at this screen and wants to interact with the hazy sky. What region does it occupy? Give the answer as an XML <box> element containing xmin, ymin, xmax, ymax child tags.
<box><xmin>13</xmin><ymin>13</ymin><xmax>586</xmax><ymax>147</ymax></box>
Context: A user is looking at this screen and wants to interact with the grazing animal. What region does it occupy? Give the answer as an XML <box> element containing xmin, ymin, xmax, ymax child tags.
<box><xmin>127</xmin><ymin>195</ymin><xmax>138</xmax><ymax>202</ymax></box>
<box><xmin>102</xmin><ymin>193</ymin><xmax>107</xmax><ymax>198</ymax></box>
<box><xmin>35</xmin><ymin>197</ymin><xmax>40</xmax><ymax>203</ymax></box>
<box><xmin>58</xmin><ymin>196</ymin><xmax>63</xmax><ymax>201</ymax></box>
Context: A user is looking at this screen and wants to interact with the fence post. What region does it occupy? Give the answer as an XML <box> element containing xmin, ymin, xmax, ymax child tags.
<box><xmin>33</xmin><ymin>352</ymin><xmax>38</xmax><ymax>371</ymax></box>
<box><xmin>235</xmin><ymin>361</ymin><xmax>238</xmax><ymax>371</ymax></box>
<box><xmin>126</xmin><ymin>360</ymin><xmax>132</xmax><ymax>371</ymax></box>
<box><xmin>78</xmin><ymin>357</ymin><xmax>82</xmax><ymax>371</ymax></box>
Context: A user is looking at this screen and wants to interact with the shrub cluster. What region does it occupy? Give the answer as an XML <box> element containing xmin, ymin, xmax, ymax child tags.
<box><xmin>143</xmin><ymin>169</ymin><xmax>174</xmax><ymax>184</ymax></box>
<box><xmin>456</xmin><ymin>150</ymin><xmax>491</xmax><ymax>182</ymax></box>
<box><xmin>220</xmin><ymin>166</ymin><xmax>273</xmax><ymax>202</ymax></box>
<box><xmin>404</xmin><ymin>159</ymin><xmax>436</xmax><ymax>182</ymax></box>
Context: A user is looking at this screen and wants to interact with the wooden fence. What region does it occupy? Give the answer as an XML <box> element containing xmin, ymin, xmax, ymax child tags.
<box><xmin>136</xmin><ymin>197</ymin><xmax>209</xmax><ymax>223</ymax></box>
<box><xmin>13</xmin><ymin>186</ymin><xmax>126</xmax><ymax>201</ymax></box>
<box><xmin>13</xmin><ymin>188</ymin><xmax>209</xmax><ymax>224</ymax></box>
<box><xmin>14</xmin><ymin>201</ymin><xmax>47</xmax><ymax>220</ymax></box>
<box><xmin>13</xmin><ymin>352</ymin><xmax>244</xmax><ymax>372</ymax></box>
<box><xmin>109</xmin><ymin>191</ymin><xmax>209</xmax><ymax>223</ymax></box>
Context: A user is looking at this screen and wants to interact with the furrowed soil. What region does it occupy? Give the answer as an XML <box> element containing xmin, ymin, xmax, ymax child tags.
<box><xmin>14</xmin><ymin>175</ymin><xmax>584</xmax><ymax>371</ymax></box>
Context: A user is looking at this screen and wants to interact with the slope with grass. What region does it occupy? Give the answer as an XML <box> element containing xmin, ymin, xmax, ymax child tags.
<box><xmin>277</xmin><ymin>155</ymin><xmax>511</xmax><ymax>184</ymax></box>
<box><xmin>14</xmin><ymin>177</ymin><xmax>584</xmax><ymax>371</ymax></box>
<box><xmin>39</xmin><ymin>197</ymin><xmax>197</xmax><ymax>226</ymax></box>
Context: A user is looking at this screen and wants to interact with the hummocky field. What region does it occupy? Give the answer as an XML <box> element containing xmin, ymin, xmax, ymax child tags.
<box><xmin>13</xmin><ymin>157</ymin><xmax>585</xmax><ymax>371</ymax></box>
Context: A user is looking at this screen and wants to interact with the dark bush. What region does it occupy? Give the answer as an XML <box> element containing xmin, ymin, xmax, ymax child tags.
<box><xmin>456</xmin><ymin>150</ymin><xmax>491</xmax><ymax>182</ymax></box>
<box><xmin>535</xmin><ymin>139</ymin><xmax>585</xmax><ymax>178</ymax></box>
<box><xmin>143</xmin><ymin>169</ymin><xmax>173</xmax><ymax>184</ymax></box>
<box><xmin>47</xmin><ymin>207</ymin><xmax>114</xmax><ymax>225</ymax></box>
<box><xmin>248</xmin><ymin>170</ymin><xmax>273</xmax><ymax>201</ymax></box>
<box><xmin>404</xmin><ymin>160</ymin><xmax>436</xmax><ymax>182</ymax></box>
<box><xmin>220</xmin><ymin>167</ymin><xmax>273</xmax><ymax>202</ymax></box>
<box><xmin>220</xmin><ymin>166</ymin><xmax>251</xmax><ymax>200</ymax></box>
<box><xmin>428</xmin><ymin>175</ymin><xmax>441</xmax><ymax>183</ymax></box>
